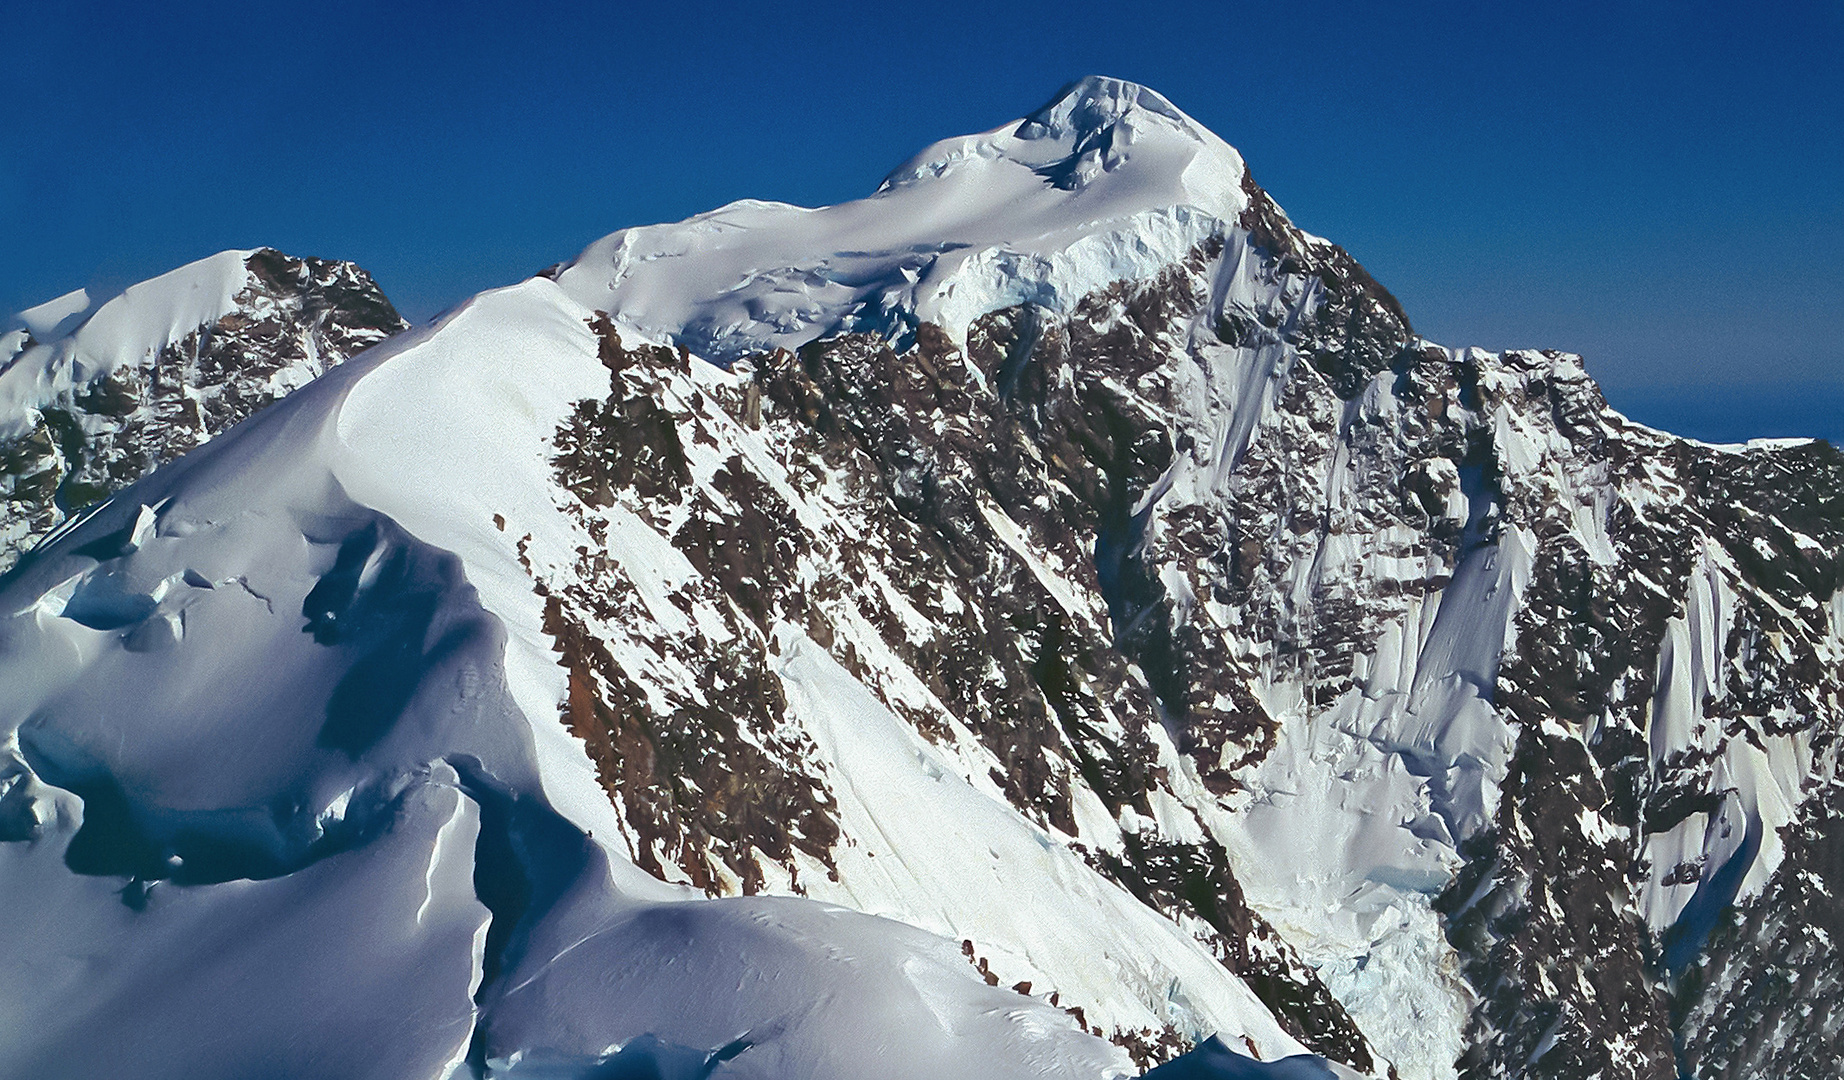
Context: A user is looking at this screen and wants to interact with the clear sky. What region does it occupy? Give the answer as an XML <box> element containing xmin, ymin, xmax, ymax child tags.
<box><xmin>5</xmin><ymin>0</ymin><xmax>1840</xmax><ymax>442</ymax></box>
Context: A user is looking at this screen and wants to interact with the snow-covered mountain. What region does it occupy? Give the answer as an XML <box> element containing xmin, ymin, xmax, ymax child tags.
<box><xmin>0</xmin><ymin>247</ymin><xmax>406</xmax><ymax>570</ymax></box>
<box><xmin>0</xmin><ymin>76</ymin><xmax>1836</xmax><ymax>1080</ymax></box>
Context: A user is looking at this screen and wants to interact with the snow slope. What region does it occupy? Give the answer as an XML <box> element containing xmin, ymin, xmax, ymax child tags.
<box><xmin>0</xmin><ymin>288</ymin><xmax>1143</xmax><ymax>1079</ymax></box>
<box><xmin>326</xmin><ymin>274</ymin><xmax>1316</xmax><ymax>1066</ymax></box>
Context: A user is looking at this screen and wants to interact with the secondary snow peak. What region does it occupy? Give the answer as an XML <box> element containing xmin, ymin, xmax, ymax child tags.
<box><xmin>0</xmin><ymin>248</ymin><xmax>406</xmax><ymax>571</ymax></box>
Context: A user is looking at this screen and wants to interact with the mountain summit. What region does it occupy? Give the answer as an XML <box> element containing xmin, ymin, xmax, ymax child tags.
<box><xmin>551</xmin><ymin>74</ymin><xmax>1252</xmax><ymax>365</ymax></box>
<box><xmin>879</xmin><ymin>75</ymin><xmax>1245</xmax><ymax>206</ymax></box>
<box><xmin>0</xmin><ymin>79</ymin><xmax>1837</xmax><ymax>1080</ymax></box>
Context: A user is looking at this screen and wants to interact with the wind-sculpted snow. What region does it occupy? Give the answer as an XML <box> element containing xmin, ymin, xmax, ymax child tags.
<box><xmin>0</xmin><ymin>329</ymin><xmax>1139</xmax><ymax>1078</ymax></box>
<box><xmin>0</xmin><ymin>396</ymin><xmax>507</xmax><ymax>1073</ymax></box>
<box><xmin>1</xmin><ymin>74</ymin><xmax>1840</xmax><ymax>1080</ymax></box>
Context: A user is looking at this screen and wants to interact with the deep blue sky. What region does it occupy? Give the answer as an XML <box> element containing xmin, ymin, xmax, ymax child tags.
<box><xmin>5</xmin><ymin>1</ymin><xmax>1840</xmax><ymax>441</ymax></box>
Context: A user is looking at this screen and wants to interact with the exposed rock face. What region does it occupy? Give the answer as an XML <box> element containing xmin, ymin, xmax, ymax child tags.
<box><xmin>1678</xmin><ymin>772</ymin><xmax>1843</xmax><ymax>1080</ymax></box>
<box><xmin>534</xmin><ymin>273</ymin><xmax>1384</xmax><ymax>1068</ymax></box>
<box><xmin>1435</xmin><ymin>382</ymin><xmax>1844</xmax><ymax>1080</ymax></box>
<box><xmin>0</xmin><ymin>248</ymin><xmax>405</xmax><ymax>570</ymax></box>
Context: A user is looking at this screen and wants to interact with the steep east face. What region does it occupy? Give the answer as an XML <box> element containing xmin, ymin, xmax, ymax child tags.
<box><xmin>0</xmin><ymin>76</ymin><xmax>1837</xmax><ymax>1080</ymax></box>
<box><xmin>0</xmin><ymin>247</ymin><xmax>406</xmax><ymax>570</ymax></box>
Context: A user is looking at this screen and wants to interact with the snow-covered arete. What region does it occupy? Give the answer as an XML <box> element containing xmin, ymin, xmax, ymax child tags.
<box><xmin>0</xmin><ymin>250</ymin><xmax>256</xmax><ymax>436</ymax></box>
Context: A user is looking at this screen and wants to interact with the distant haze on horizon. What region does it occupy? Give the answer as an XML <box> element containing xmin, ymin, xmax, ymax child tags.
<box><xmin>5</xmin><ymin>0</ymin><xmax>1840</xmax><ymax>443</ymax></box>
